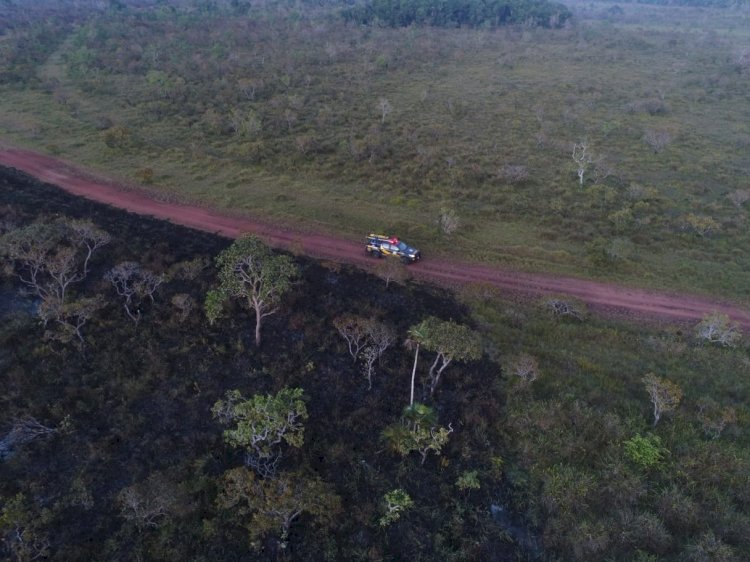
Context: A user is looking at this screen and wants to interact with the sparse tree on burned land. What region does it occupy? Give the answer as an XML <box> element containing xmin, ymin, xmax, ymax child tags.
<box><xmin>379</xmin><ymin>489</ymin><xmax>413</xmax><ymax>527</ymax></box>
<box><xmin>205</xmin><ymin>235</ymin><xmax>298</xmax><ymax>346</ymax></box>
<box><xmin>382</xmin><ymin>403</ymin><xmax>453</xmax><ymax>465</ymax></box>
<box><xmin>374</xmin><ymin>256</ymin><xmax>408</xmax><ymax>288</ymax></box>
<box><xmin>405</xmin><ymin>320</ymin><xmax>430</xmax><ymax>407</ymax></box>
<box><xmin>105</xmin><ymin>261</ymin><xmax>163</xmax><ymax>324</ymax></box>
<box><xmin>212</xmin><ymin>387</ymin><xmax>308</xmax><ymax>478</ymax></box>
<box><xmin>334</xmin><ymin>315</ymin><xmax>395</xmax><ymax>389</ymax></box>
<box><xmin>1</xmin><ymin>219</ymin><xmax>109</xmax><ymax>304</ymax></box>
<box><xmin>360</xmin><ymin>321</ymin><xmax>396</xmax><ymax>390</ymax></box>
<box><xmin>0</xmin><ymin>219</ymin><xmax>109</xmax><ymax>343</ymax></box>
<box><xmin>117</xmin><ymin>473</ymin><xmax>185</xmax><ymax>531</ymax></box>
<box><xmin>417</xmin><ymin>317</ymin><xmax>482</xmax><ymax>397</ymax></box>
<box><xmin>334</xmin><ymin>314</ymin><xmax>370</xmax><ymax>362</ymax></box>
<box><xmin>217</xmin><ymin>467</ymin><xmax>340</xmax><ymax>550</ymax></box>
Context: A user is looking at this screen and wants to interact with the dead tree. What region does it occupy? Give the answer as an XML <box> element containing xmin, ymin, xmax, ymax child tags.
<box><xmin>572</xmin><ymin>140</ymin><xmax>592</xmax><ymax>189</ymax></box>
<box><xmin>0</xmin><ymin>417</ymin><xmax>60</xmax><ymax>462</ymax></box>
<box><xmin>105</xmin><ymin>262</ymin><xmax>164</xmax><ymax>324</ymax></box>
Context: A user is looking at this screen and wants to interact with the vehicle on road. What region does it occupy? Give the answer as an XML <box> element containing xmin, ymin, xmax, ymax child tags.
<box><xmin>365</xmin><ymin>234</ymin><xmax>421</xmax><ymax>263</ymax></box>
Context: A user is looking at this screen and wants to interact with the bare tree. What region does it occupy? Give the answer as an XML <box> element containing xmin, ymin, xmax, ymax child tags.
<box><xmin>378</xmin><ymin>97</ymin><xmax>392</xmax><ymax>124</ymax></box>
<box><xmin>283</xmin><ymin>108</ymin><xmax>297</xmax><ymax>131</ymax></box>
<box><xmin>572</xmin><ymin>140</ymin><xmax>593</xmax><ymax>188</ymax></box>
<box><xmin>695</xmin><ymin>311</ymin><xmax>742</xmax><ymax>347</ymax></box>
<box><xmin>405</xmin><ymin>321</ymin><xmax>429</xmax><ymax>407</ymax></box>
<box><xmin>733</xmin><ymin>47</ymin><xmax>750</xmax><ymax>74</ymax></box>
<box><xmin>543</xmin><ymin>297</ymin><xmax>587</xmax><ymax>321</ymax></box>
<box><xmin>237</xmin><ymin>77</ymin><xmax>262</xmax><ymax>100</ymax></box>
<box><xmin>498</xmin><ymin>164</ymin><xmax>529</xmax><ymax>184</ymax></box>
<box><xmin>643</xmin><ymin>129</ymin><xmax>673</xmax><ymax>153</ymax></box>
<box><xmin>438</xmin><ymin>207</ymin><xmax>460</xmax><ymax>236</ymax></box>
<box><xmin>643</xmin><ymin>373</ymin><xmax>683</xmax><ymax>426</ymax></box>
<box><xmin>0</xmin><ymin>417</ymin><xmax>63</xmax><ymax>462</ymax></box>
<box><xmin>1</xmin><ymin>219</ymin><xmax>109</xmax><ymax>343</ymax></box>
<box><xmin>360</xmin><ymin>321</ymin><xmax>396</xmax><ymax>390</ymax></box>
<box><xmin>506</xmin><ymin>353</ymin><xmax>539</xmax><ymax>387</ymax></box>
<box><xmin>334</xmin><ymin>315</ymin><xmax>395</xmax><ymax>389</ymax></box>
<box><xmin>727</xmin><ymin>189</ymin><xmax>750</xmax><ymax>209</ymax></box>
<box><xmin>117</xmin><ymin>473</ymin><xmax>183</xmax><ymax>530</ymax></box>
<box><xmin>592</xmin><ymin>157</ymin><xmax>615</xmax><ymax>185</ymax></box>
<box><xmin>374</xmin><ymin>256</ymin><xmax>408</xmax><ymax>288</ymax></box>
<box><xmin>105</xmin><ymin>262</ymin><xmax>164</xmax><ymax>324</ymax></box>
<box><xmin>696</xmin><ymin>398</ymin><xmax>737</xmax><ymax>440</ymax></box>
<box><xmin>170</xmin><ymin>293</ymin><xmax>194</xmax><ymax>322</ymax></box>
<box><xmin>333</xmin><ymin>314</ymin><xmax>370</xmax><ymax>362</ymax></box>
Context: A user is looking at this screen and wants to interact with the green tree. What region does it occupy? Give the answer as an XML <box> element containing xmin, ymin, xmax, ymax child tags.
<box><xmin>378</xmin><ymin>489</ymin><xmax>413</xmax><ymax>527</ymax></box>
<box><xmin>456</xmin><ymin>470</ymin><xmax>481</xmax><ymax>491</ymax></box>
<box><xmin>205</xmin><ymin>235</ymin><xmax>298</xmax><ymax>346</ymax></box>
<box><xmin>217</xmin><ymin>467</ymin><xmax>340</xmax><ymax>549</ymax></box>
<box><xmin>212</xmin><ymin>387</ymin><xmax>308</xmax><ymax>477</ymax></box>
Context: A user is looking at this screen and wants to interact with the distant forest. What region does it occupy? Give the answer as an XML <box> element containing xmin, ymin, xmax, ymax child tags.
<box><xmin>602</xmin><ymin>0</ymin><xmax>745</xmax><ymax>6</ymax></box>
<box><xmin>343</xmin><ymin>0</ymin><xmax>572</xmax><ymax>28</ymax></box>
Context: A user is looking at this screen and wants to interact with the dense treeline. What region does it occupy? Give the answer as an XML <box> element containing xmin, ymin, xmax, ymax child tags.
<box><xmin>343</xmin><ymin>0</ymin><xmax>572</xmax><ymax>28</ymax></box>
<box><xmin>592</xmin><ymin>0</ymin><xmax>745</xmax><ymax>7</ymax></box>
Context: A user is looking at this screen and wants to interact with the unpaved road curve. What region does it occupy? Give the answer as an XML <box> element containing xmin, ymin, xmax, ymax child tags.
<box><xmin>2</xmin><ymin>146</ymin><xmax>749</xmax><ymax>330</ymax></box>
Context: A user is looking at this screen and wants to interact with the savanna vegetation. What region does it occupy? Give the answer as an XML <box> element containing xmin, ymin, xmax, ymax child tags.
<box><xmin>1</xmin><ymin>1</ymin><xmax>750</xmax><ymax>561</ymax></box>
<box><xmin>1</xmin><ymin>165</ymin><xmax>748</xmax><ymax>561</ymax></box>
<box><xmin>0</xmin><ymin>0</ymin><xmax>749</xmax><ymax>299</ymax></box>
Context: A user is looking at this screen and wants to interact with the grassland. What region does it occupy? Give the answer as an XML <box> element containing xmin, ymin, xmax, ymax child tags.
<box><xmin>1</xmin><ymin>2</ymin><xmax>749</xmax><ymax>300</ymax></box>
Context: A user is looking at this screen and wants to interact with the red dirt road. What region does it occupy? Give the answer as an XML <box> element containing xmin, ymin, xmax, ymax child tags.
<box><xmin>2</xmin><ymin>145</ymin><xmax>749</xmax><ymax>330</ymax></box>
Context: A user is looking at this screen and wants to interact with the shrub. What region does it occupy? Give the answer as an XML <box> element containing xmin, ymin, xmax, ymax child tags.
<box><xmin>624</xmin><ymin>433</ymin><xmax>666</xmax><ymax>470</ymax></box>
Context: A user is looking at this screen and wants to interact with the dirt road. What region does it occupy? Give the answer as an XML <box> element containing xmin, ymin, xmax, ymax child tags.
<box><xmin>2</xmin><ymin>145</ymin><xmax>749</xmax><ymax>329</ymax></box>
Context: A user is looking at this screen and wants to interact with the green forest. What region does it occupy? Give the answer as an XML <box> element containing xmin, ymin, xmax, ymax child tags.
<box><xmin>0</xmin><ymin>0</ymin><xmax>749</xmax><ymax>561</ymax></box>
